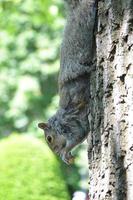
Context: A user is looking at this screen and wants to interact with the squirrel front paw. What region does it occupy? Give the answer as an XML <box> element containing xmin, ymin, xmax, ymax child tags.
<box><xmin>61</xmin><ymin>152</ymin><xmax>74</xmax><ymax>165</ymax></box>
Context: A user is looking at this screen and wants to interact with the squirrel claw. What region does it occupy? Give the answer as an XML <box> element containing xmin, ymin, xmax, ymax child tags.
<box><xmin>68</xmin><ymin>156</ymin><xmax>74</xmax><ymax>164</ymax></box>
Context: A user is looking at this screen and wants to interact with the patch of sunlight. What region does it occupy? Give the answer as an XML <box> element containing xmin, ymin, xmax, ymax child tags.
<box><xmin>0</xmin><ymin>49</ymin><xmax>8</xmax><ymax>62</ymax></box>
<box><xmin>0</xmin><ymin>31</ymin><xmax>12</xmax><ymax>45</ymax></box>
<box><xmin>20</xmin><ymin>55</ymin><xmax>41</xmax><ymax>72</ymax></box>
<box><xmin>0</xmin><ymin>69</ymin><xmax>17</xmax><ymax>100</ymax></box>
<box><xmin>49</xmin><ymin>5</ymin><xmax>58</xmax><ymax>16</ymax></box>
<box><xmin>72</xmin><ymin>191</ymin><xmax>87</xmax><ymax>200</ymax></box>
<box><xmin>7</xmin><ymin>76</ymin><xmax>39</xmax><ymax>117</ymax></box>
<box><xmin>14</xmin><ymin>116</ymin><xmax>28</xmax><ymax>129</ymax></box>
<box><xmin>17</xmin><ymin>75</ymin><xmax>39</xmax><ymax>92</ymax></box>
<box><xmin>36</xmin><ymin>34</ymin><xmax>50</xmax><ymax>49</ymax></box>
<box><xmin>20</xmin><ymin>0</ymin><xmax>37</xmax><ymax>13</ymax></box>
<box><xmin>54</xmin><ymin>17</ymin><xmax>65</xmax><ymax>29</ymax></box>
<box><xmin>37</xmin><ymin>47</ymin><xmax>56</xmax><ymax>60</ymax></box>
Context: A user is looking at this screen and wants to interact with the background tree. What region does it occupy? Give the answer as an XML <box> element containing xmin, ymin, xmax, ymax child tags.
<box><xmin>0</xmin><ymin>0</ymin><xmax>64</xmax><ymax>137</ymax></box>
<box><xmin>88</xmin><ymin>0</ymin><xmax>133</xmax><ymax>199</ymax></box>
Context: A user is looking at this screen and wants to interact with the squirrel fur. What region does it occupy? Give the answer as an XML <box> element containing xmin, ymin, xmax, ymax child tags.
<box><xmin>38</xmin><ymin>0</ymin><xmax>97</xmax><ymax>164</ymax></box>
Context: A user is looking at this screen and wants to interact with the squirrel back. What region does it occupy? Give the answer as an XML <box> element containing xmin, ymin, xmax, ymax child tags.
<box><xmin>59</xmin><ymin>0</ymin><xmax>97</xmax><ymax>85</ymax></box>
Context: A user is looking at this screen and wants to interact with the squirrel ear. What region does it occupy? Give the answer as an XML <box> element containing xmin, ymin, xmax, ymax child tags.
<box><xmin>38</xmin><ymin>123</ymin><xmax>48</xmax><ymax>130</ymax></box>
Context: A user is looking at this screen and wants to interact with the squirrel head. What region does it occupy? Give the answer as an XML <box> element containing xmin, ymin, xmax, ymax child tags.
<box><xmin>38</xmin><ymin>122</ymin><xmax>67</xmax><ymax>155</ymax></box>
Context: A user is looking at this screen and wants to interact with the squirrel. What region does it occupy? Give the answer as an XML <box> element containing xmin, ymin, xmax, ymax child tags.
<box><xmin>38</xmin><ymin>0</ymin><xmax>97</xmax><ymax>164</ymax></box>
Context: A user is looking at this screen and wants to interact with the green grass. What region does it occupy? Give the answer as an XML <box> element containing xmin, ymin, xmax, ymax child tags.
<box><xmin>0</xmin><ymin>134</ymin><xmax>70</xmax><ymax>200</ymax></box>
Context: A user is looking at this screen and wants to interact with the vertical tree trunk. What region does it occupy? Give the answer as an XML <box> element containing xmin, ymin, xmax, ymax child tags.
<box><xmin>88</xmin><ymin>0</ymin><xmax>133</xmax><ymax>199</ymax></box>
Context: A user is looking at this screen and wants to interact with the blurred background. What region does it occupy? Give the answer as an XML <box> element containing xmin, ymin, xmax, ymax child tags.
<box><xmin>0</xmin><ymin>0</ymin><xmax>89</xmax><ymax>199</ymax></box>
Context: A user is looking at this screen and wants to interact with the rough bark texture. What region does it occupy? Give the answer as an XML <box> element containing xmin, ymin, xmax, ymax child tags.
<box><xmin>88</xmin><ymin>0</ymin><xmax>133</xmax><ymax>199</ymax></box>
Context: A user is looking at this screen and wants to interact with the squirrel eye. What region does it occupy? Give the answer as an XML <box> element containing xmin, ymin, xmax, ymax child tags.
<box><xmin>46</xmin><ymin>135</ymin><xmax>53</xmax><ymax>144</ymax></box>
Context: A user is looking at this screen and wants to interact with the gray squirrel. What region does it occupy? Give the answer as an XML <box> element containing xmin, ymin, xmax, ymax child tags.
<box><xmin>38</xmin><ymin>0</ymin><xmax>97</xmax><ymax>164</ymax></box>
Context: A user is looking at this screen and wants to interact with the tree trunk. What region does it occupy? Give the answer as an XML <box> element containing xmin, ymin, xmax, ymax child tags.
<box><xmin>88</xmin><ymin>0</ymin><xmax>133</xmax><ymax>199</ymax></box>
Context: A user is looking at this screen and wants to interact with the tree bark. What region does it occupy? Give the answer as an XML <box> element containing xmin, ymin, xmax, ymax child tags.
<box><xmin>88</xmin><ymin>0</ymin><xmax>133</xmax><ymax>199</ymax></box>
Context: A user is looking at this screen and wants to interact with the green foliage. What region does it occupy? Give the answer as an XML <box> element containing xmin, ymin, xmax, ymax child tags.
<box><xmin>0</xmin><ymin>134</ymin><xmax>70</xmax><ymax>200</ymax></box>
<box><xmin>0</xmin><ymin>0</ymin><xmax>65</xmax><ymax>137</ymax></box>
